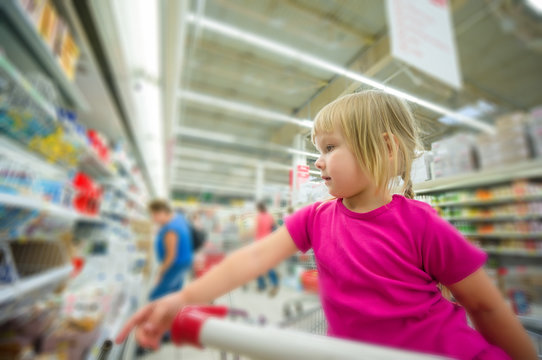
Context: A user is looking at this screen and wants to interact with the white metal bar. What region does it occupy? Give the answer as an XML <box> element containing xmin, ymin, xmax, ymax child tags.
<box><xmin>0</xmin><ymin>265</ymin><xmax>71</xmax><ymax>304</ymax></box>
<box><xmin>0</xmin><ymin>193</ymin><xmax>79</xmax><ymax>220</ymax></box>
<box><xmin>178</xmin><ymin>90</ymin><xmax>313</xmax><ymax>128</ymax></box>
<box><xmin>199</xmin><ymin>318</ymin><xmax>448</xmax><ymax>360</ymax></box>
<box><xmin>414</xmin><ymin>160</ymin><xmax>542</xmax><ymax>194</ymax></box>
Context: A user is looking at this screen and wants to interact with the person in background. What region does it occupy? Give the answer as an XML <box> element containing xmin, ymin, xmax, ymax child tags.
<box><xmin>148</xmin><ymin>200</ymin><xmax>194</xmax><ymax>301</ymax></box>
<box><xmin>276</xmin><ymin>212</ymin><xmax>285</xmax><ymax>227</ymax></box>
<box><xmin>255</xmin><ymin>202</ymin><xmax>279</xmax><ymax>296</ymax></box>
<box><xmin>222</xmin><ymin>214</ymin><xmax>240</xmax><ymax>249</ymax></box>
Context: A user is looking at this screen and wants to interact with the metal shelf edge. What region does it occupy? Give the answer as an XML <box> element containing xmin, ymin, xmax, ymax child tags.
<box><xmin>414</xmin><ymin>160</ymin><xmax>542</xmax><ymax>194</ymax></box>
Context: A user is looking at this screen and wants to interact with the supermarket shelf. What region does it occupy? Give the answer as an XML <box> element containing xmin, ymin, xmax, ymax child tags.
<box><xmin>0</xmin><ymin>192</ymin><xmax>107</xmax><ymax>225</ymax></box>
<box><xmin>103</xmin><ymin>181</ymin><xmax>147</xmax><ymax>209</ymax></box>
<box><xmin>0</xmin><ymin>265</ymin><xmax>71</xmax><ymax>305</ymax></box>
<box><xmin>0</xmin><ymin>53</ymin><xmax>56</xmax><ymax>118</ymax></box>
<box><xmin>483</xmin><ymin>249</ymin><xmax>542</xmax><ymax>257</ymax></box>
<box><xmin>414</xmin><ymin>159</ymin><xmax>542</xmax><ymax>194</ymax></box>
<box><xmin>0</xmin><ymin>0</ymin><xmax>88</xmax><ymax>110</ymax></box>
<box><xmin>444</xmin><ymin>214</ymin><xmax>542</xmax><ymax>222</ymax></box>
<box><xmin>0</xmin><ymin>192</ymin><xmax>79</xmax><ymax>220</ymax></box>
<box><xmin>462</xmin><ymin>232</ymin><xmax>542</xmax><ymax>239</ymax></box>
<box><xmin>433</xmin><ymin>194</ymin><xmax>542</xmax><ymax>207</ymax></box>
<box><xmin>79</xmin><ymin>148</ymin><xmax>116</xmax><ymax>180</ymax></box>
<box><xmin>77</xmin><ymin>214</ymin><xmax>106</xmax><ymax>225</ymax></box>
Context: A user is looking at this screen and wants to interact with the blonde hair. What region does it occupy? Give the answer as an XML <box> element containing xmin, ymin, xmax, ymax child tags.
<box><xmin>312</xmin><ymin>90</ymin><xmax>422</xmax><ymax>199</ymax></box>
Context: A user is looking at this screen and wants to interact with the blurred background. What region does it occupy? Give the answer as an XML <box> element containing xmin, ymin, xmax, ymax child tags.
<box><xmin>0</xmin><ymin>0</ymin><xmax>542</xmax><ymax>359</ymax></box>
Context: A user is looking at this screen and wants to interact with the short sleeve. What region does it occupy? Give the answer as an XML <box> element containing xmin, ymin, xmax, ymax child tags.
<box><xmin>422</xmin><ymin>210</ymin><xmax>487</xmax><ymax>286</ymax></box>
<box><xmin>285</xmin><ymin>203</ymin><xmax>318</xmax><ymax>253</ymax></box>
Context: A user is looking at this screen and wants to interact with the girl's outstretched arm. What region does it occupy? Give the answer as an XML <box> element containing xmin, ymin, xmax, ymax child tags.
<box><xmin>116</xmin><ymin>226</ymin><xmax>298</xmax><ymax>349</ymax></box>
<box><xmin>449</xmin><ymin>268</ymin><xmax>537</xmax><ymax>360</ymax></box>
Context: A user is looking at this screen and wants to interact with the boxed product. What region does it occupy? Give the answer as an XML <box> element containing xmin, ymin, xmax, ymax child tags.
<box><xmin>476</xmin><ymin>112</ymin><xmax>531</xmax><ymax>169</ymax></box>
<box><xmin>58</xmin><ymin>30</ymin><xmax>80</xmax><ymax>81</ymax></box>
<box><xmin>37</xmin><ymin>0</ymin><xmax>58</xmax><ymax>49</ymax></box>
<box><xmin>431</xmin><ymin>134</ymin><xmax>477</xmax><ymax>178</ymax></box>
<box><xmin>529</xmin><ymin>106</ymin><xmax>542</xmax><ymax>157</ymax></box>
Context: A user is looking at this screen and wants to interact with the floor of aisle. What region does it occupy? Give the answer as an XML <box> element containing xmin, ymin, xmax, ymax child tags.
<box><xmin>140</xmin><ymin>285</ymin><xmax>302</xmax><ymax>360</ymax></box>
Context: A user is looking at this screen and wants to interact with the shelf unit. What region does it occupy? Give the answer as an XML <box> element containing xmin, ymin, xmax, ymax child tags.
<box><xmin>433</xmin><ymin>194</ymin><xmax>542</xmax><ymax>207</ymax></box>
<box><xmin>483</xmin><ymin>249</ymin><xmax>542</xmax><ymax>258</ymax></box>
<box><xmin>0</xmin><ymin>265</ymin><xmax>71</xmax><ymax>321</ymax></box>
<box><xmin>0</xmin><ymin>52</ymin><xmax>56</xmax><ymax>118</ymax></box>
<box><xmin>0</xmin><ymin>192</ymin><xmax>79</xmax><ymax>221</ymax></box>
<box><xmin>462</xmin><ymin>232</ymin><xmax>542</xmax><ymax>239</ymax></box>
<box><xmin>414</xmin><ymin>159</ymin><xmax>542</xmax><ymax>195</ymax></box>
<box><xmin>79</xmin><ymin>147</ymin><xmax>116</xmax><ymax>180</ymax></box>
<box><xmin>444</xmin><ymin>214</ymin><xmax>542</xmax><ymax>222</ymax></box>
<box><xmin>0</xmin><ymin>0</ymin><xmax>88</xmax><ymax>110</ymax></box>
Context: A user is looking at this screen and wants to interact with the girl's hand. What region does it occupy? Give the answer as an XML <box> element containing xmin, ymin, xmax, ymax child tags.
<box><xmin>115</xmin><ymin>291</ymin><xmax>186</xmax><ymax>350</ymax></box>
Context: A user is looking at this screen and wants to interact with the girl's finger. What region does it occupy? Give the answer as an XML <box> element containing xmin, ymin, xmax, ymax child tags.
<box><xmin>115</xmin><ymin>305</ymin><xmax>153</xmax><ymax>344</ymax></box>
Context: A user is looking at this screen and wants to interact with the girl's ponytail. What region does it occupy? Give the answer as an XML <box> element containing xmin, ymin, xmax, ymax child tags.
<box><xmin>402</xmin><ymin>176</ymin><xmax>415</xmax><ymax>200</ymax></box>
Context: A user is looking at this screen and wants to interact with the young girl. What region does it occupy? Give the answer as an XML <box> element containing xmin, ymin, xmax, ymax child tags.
<box><xmin>117</xmin><ymin>91</ymin><xmax>536</xmax><ymax>359</ymax></box>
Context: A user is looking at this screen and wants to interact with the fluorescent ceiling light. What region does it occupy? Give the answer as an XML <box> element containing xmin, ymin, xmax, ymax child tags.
<box><xmin>171</xmin><ymin>181</ymin><xmax>255</xmax><ymax>194</ymax></box>
<box><xmin>185</xmin><ymin>14</ymin><xmax>495</xmax><ymax>134</ymax></box>
<box><xmin>179</xmin><ymin>90</ymin><xmax>312</xmax><ymax>128</ymax></box>
<box><xmin>174</xmin><ymin>160</ymin><xmax>214</xmax><ymax>172</ymax></box>
<box><xmin>176</xmin><ymin>126</ymin><xmax>317</xmax><ymax>157</ymax></box>
<box><xmin>526</xmin><ymin>0</ymin><xmax>542</xmax><ymax>13</ymax></box>
<box><xmin>177</xmin><ymin>126</ymin><xmax>236</xmax><ymax>143</ymax></box>
<box><xmin>175</xmin><ymin>147</ymin><xmax>290</xmax><ymax>170</ymax></box>
<box><xmin>231</xmin><ymin>168</ymin><xmax>254</xmax><ymax>177</ymax></box>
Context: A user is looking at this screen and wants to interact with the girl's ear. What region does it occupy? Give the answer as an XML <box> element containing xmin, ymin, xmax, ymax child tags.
<box><xmin>382</xmin><ymin>133</ymin><xmax>399</xmax><ymax>160</ymax></box>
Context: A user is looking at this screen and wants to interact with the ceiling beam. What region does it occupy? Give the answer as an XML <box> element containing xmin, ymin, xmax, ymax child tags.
<box><xmin>178</xmin><ymin>90</ymin><xmax>312</xmax><ymax>128</ymax></box>
<box><xmin>174</xmin><ymin>147</ymin><xmax>292</xmax><ymax>170</ymax></box>
<box><xmin>171</xmin><ymin>181</ymin><xmax>255</xmax><ymax>195</ymax></box>
<box><xmin>175</xmin><ymin>126</ymin><xmax>319</xmax><ymax>158</ymax></box>
<box><xmin>185</xmin><ymin>14</ymin><xmax>494</xmax><ymax>134</ymax></box>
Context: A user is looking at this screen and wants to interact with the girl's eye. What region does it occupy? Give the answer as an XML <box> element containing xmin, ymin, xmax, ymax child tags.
<box><xmin>326</xmin><ymin>145</ymin><xmax>335</xmax><ymax>152</ymax></box>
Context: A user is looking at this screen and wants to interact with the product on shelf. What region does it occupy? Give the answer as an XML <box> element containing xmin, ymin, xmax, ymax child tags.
<box><xmin>431</xmin><ymin>133</ymin><xmax>477</xmax><ymax>179</ymax></box>
<box><xmin>477</xmin><ymin>112</ymin><xmax>531</xmax><ymax>169</ymax></box>
<box><xmin>17</xmin><ymin>0</ymin><xmax>81</xmax><ymax>81</ymax></box>
<box><xmin>9</xmin><ymin>240</ymin><xmax>68</xmax><ymax>278</ymax></box>
<box><xmin>0</xmin><ymin>60</ymin><xmax>83</xmax><ymax>167</ymax></box>
<box><xmin>72</xmin><ymin>172</ymin><xmax>102</xmax><ymax>216</ymax></box>
<box><xmin>530</xmin><ymin>106</ymin><xmax>542</xmax><ymax>158</ymax></box>
<box><xmin>87</xmin><ymin>130</ymin><xmax>110</xmax><ymax>165</ymax></box>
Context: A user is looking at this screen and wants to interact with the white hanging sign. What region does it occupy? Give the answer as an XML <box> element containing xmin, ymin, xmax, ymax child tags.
<box><xmin>386</xmin><ymin>0</ymin><xmax>462</xmax><ymax>89</ymax></box>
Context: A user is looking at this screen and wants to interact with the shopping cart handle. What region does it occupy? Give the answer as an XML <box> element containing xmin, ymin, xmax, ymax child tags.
<box><xmin>171</xmin><ymin>305</ymin><xmax>229</xmax><ymax>348</ymax></box>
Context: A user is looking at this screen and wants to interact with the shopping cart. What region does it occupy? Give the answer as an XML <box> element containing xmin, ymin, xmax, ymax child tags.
<box><xmin>169</xmin><ymin>305</ymin><xmax>450</xmax><ymax>360</ymax></box>
<box><xmin>282</xmin><ymin>250</ymin><xmax>321</xmax><ymax>322</ymax></box>
<box><xmin>194</xmin><ymin>249</ymin><xmax>226</xmax><ymax>279</ymax></box>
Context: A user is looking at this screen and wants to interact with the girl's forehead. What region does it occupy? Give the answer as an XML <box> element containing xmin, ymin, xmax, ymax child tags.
<box><xmin>314</xmin><ymin>130</ymin><xmax>343</xmax><ymax>142</ymax></box>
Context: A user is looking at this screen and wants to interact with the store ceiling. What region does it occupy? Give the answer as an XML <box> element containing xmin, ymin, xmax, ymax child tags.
<box><xmin>170</xmin><ymin>0</ymin><xmax>542</xmax><ymax>199</ymax></box>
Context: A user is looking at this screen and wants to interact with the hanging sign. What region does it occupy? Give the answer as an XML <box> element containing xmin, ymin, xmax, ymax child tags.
<box><xmin>386</xmin><ymin>0</ymin><xmax>462</xmax><ymax>89</ymax></box>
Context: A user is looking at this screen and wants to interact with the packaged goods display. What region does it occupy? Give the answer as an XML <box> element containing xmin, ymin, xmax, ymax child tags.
<box><xmin>2</xmin><ymin>1</ymin><xmax>542</xmax><ymax>358</ymax></box>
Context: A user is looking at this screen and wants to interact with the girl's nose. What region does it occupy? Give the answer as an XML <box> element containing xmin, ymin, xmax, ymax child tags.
<box><xmin>315</xmin><ymin>156</ymin><xmax>324</xmax><ymax>170</ymax></box>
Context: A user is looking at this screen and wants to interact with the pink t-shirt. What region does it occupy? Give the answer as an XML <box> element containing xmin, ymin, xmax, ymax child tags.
<box><xmin>285</xmin><ymin>195</ymin><xmax>509</xmax><ymax>360</ymax></box>
<box><xmin>255</xmin><ymin>212</ymin><xmax>274</xmax><ymax>240</ymax></box>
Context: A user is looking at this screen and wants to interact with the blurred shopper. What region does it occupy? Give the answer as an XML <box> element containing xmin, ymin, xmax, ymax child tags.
<box><xmin>118</xmin><ymin>92</ymin><xmax>535</xmax><ymax>360</ymax></box>
<box><xmin>255</xmin><ymin>202</ymin><xmax>279</xmax><ymax>296</ymax></box>
<box><xmin>148</xmin><ymin>200</ymin><xmax>193</xmax><ymax>301</ymax></box>
<box><xmin>276</xmin><ymin>212</ymin><xmax>285</xmax><ymax>226</ymax></box>
<box><xmin>222</xmin><ymin>214</ymin><xmax>240</xmax><ymax>250</ymax></box>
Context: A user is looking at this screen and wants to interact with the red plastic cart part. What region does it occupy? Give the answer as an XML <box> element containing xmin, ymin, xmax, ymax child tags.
<box><xmin>171</xmin><ymin>306</ymin><xmax>229</xmax><ymax>348</ymax></box>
